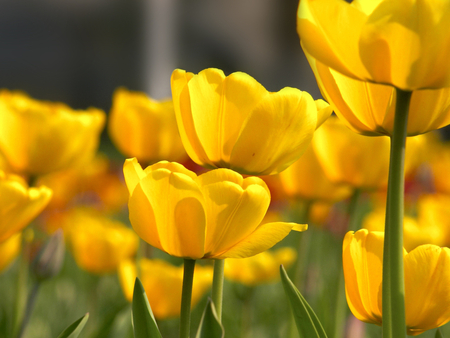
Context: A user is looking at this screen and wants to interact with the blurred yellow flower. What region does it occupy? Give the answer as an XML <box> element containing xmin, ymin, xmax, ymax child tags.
<box><xmin>108</xmin><ymin>88</ymin><xmax>188</xmax><ymax>164</ymax></box>
<box><xmin>279</xmin><ymin>143</ymin><xmax>352</xmax><ymax>202</ymax></box>
<box><xmin>124</xmin><ymin>158</ymin><xmax>306</xmax><ymax>259</ymax></box>
<box><xmin>305</xmin><ymin>55</ymin><xmax>450</xmax><ymax>136</ymax></box>
<box><xmin>37</xmin><ymin>154</ymin><xmax>128</xmax><ymax>214</ymax></box>
<box><xmin>298</xmin><ymin>0</ymin><xmax>450</xmax><ymax>90</ymax></box>
<box><xmin>0</xmin><ymin>90</ymin><xmax>105</xmax><ymax>176</ymax></box>
<box><xmin>312</xmin><ymin>116</ymin><xmax>425</xmax><ymax>189</ymax></box>
<box><xmin>171</xmin><ymin>68</ymin><xmax>332</xmax><ymax>175</ymax></box>
<box><xmin>0</xmin><ymin>233</ymin><xmax>21</xmax><ymax>273</ymax></box>
<box><xmin>427</xmin><ymin>138</ymin><xmax>450</xmax><ymax>194</ymax></box>
<box><xmin>0</xmin><ymin>171</ymin><xmax>52</xmax><ymax>242</ymax></box>
<box><xmin>66</xmin><ymin>209</ymin><xmax>138</xmax><ymax>274</ymax></box>
<box><xmin>343</xmin><ymin>229</ymin><xmax>450</xmax><ymax>336</ymax></box>
<box><xmin>118</xmin><ymin>258</ymin><xmax>212</xmax><ymax>319</ymax></box>
<box><xmin>224</xmin><ymin>247</ymin><xmax>296</xmax><ymax>286</ymax></box>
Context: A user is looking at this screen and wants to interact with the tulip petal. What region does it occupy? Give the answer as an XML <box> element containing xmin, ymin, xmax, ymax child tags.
<box><xmin>123</xmin><ymin>158</ymin><xmax>147</xmax><ymax>195</ymax></box>
<box><xmin>342</xmin><ymin>230</ymin><xmax>383</xmax><ymax>324</ymax></box>
<box><xmin>0</xmin><ymin>181</ymin><xmax>52</xmax><ymax>242</ymax></box>
<box><xmin>298</xmin><ymin>0</ymin><xmax>370</xmax><ymax>82</ymax></box>
<box><xmin>230</xmin><ymin>88</ymin><xmax>317</xmax><ymax>175</ymax></box>
<box><xmin>212</xmin><ymin>222</ymin><xmax>298</xmax><ymax>259</ymax></box>
<box><xmin>405</xmin><ymin>245</ymin><xmax>450</xmax><ymax>335</ymax></box>
<box><xmin>199</xmin><ymin>172</ymin><xmax>270</xmax><ymax>256</ymax></box>
<box><xmin>129</xmin><ymin>169</ymin><xmax>206</xmax><ymax>259</ymax></box>
<box><xmin>187</xmin><ymin>69</ymin><xmax>267</xmax><ymax>165</ymax></box>
<box><xmin>171</xmin><ymin>69</ymin><xmax>210</xmax><ymax>166</ymax></box>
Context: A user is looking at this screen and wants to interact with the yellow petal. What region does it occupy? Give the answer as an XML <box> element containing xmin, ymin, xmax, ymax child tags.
<box><xmin>405</xmin><ymin>245</ymin><xmax>450</xmax><ymax>335</ymax></box>
<box><xmin>230</xmin><ymin>88</ymin><xmax>317</xmax><ymax>175</ymax></box>
<box><xmin>0</xmin><ymin>176</ymin><xmax>52</xmax><ymax>242</ymax></box>
<box><xmin>123</xmin><ymin>158</ymin><xmax>147</xmax><ymax>195</ymax></box>
<box><xmin>314</xmin><ymin>99</ymin><xmax>333</xmax><ymax>129</ymax></box>
<box><xmin>129</xmin><ymin>167</ymin><xmax>206</xmax><ymax>259</ymax></box>
<box><xmin>342</xmin><ymin>230</ymin><xmax>383</xmax><ymax>324</ymax></box>
<box><xmin>171</xmin><ymin>69</ymin><xmax>209</xmax><ymax>166</ymax></box>
<box><xmin>212</xmin><ymin>222</ymin><xmax>297</xmax><ymax>259</ymax></box>
<box><xmin>198</xmin><ymin>170</ymin><xmax>270</xmax><ymax>256</ymax></box>
<box><xmin>0</xmin><ymin>232</ymin><xmax>21</xmax><ymax>273</ymax></box>
<box><xmin>298</xmin><ymin>0</ymin><xmax>370</xmax><ymax>82</ymax></box>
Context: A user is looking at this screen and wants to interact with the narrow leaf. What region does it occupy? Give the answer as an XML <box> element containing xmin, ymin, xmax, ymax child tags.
<box><xmin>56</xmin><ymin>313</ymin><xmax>89</xmax><ymax>338</ymax></box>
<box><xmin>195</xmin><ymin>298</ymin><xmax>224</xmax><ymax>338</ymax></box>
<box><xmin>132</xmin><ymin>278</ymin><xmax>163</xmax><ymax>338</ymax></box>
<box><xmin>280</xmin><ymin>265</ymin><xmax>328</xmax><ymax>338</ymax></box>
<box><xmin>436</xmin><ymin>328</ymin><xmax>444</xmax><ymax>338</ymax></box>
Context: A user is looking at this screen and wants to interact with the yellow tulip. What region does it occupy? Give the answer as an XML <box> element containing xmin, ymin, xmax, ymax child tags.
<box><xmin>171</xmin><ymin>68</ymin><xmax>332</xmax><ymax>175</ymax></box>
<box><xmin>118</xmin><ymin>258</ymin><xmax>212</xmax><ymax>319</ymax></box>
<box><xmin>305</xmin><ymin>55</ymin><xmax>450</xmax><ymax>136</ymax></box>
<box><xmin>312</xmin><ymin>116</ymin><xmax>425</xmax><ymax>189</ymax></box>
<box><xmin>0</xmin><ymin>233</ymin><xmax>21</xmax><ymax>273</ymax></box>
<box><xmin>343</xmin><ymin>229</ymin><xmax>450</xmax><ymax>336</ymax></box>
<box><xmin>108</xmin><ymin>88</ymin><xmax>188</xmax><ymax>164</ymax></box>
<box><xmin>0</xmin><ymin>90</ymin><xmax>105</xmax><ymax>176</ymax></box>
<box><xmin>224</xmin><ymin>247</ymin><xmax>296</xmax><ymax>286</ymax></box>
<box><xmin>427</xmin><ymin>138</ymin><xmax>450</xmax><ymax>194</ymax></box>
<box><xmin>278</xmin><ymin>143</ymin><xmax>352</xmax><ymax>202</ymax></box>
<box><xmin>297</xmin><ymin>0</ymin><xmax>450</xmax><ymax>90</ymax></box>
<box><xmin>66</xmin><ymin>208</ymin><xmax>139</xmax><ymax>274</ymax></box>
<box><xmin>0</xmin><ymin>171</ymin><xmax>52</xmax><ymax>242</ymax></box>
<box><xmin>123</xmin><ymin>158</ymin><xmax>306</xmax><ymax>259</ymax></box>
<box><xmin>362</xmin><ymin>207</ymin><xmax>444</xmax><ymax>252</ymax></box>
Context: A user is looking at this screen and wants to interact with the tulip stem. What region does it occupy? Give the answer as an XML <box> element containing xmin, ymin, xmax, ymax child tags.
<box><xmin>180</xmin><ymin>259</ymin><xmax>196</xmax><ymax>338</ymax></box>
<box><xmin>17</xmin><ymin>281</ymin><xmax>40</xmax><ymax>338</ymax></box>
<box><xmin>382</xmin><ymin>89</ymin><xmax>412</xmax><ymax>338</ymax></box>
<box><xmin>212</xmin><ymin>259</ymin><xmax>225</xmax><ymax>322</ymax></box>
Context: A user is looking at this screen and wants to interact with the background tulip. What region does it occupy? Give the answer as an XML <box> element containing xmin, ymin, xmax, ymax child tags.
<box><xmin>312</xmin><ymin>116</ymin><xmax>425</xmax><ymax>190</ymax></box>
<box><xmin>224</xmin><ymin>247</ymin><xmax>296</xmax><ymax>286</ymax></box>
<box><xmin>124</xmin><ymin>158</ymin><xmax>306</xmax><ymax>259</ymax></box>
<box><xmin>0</xmin><ymin>171</ymin><xmax>52</xmax><ymax>242</ymax></box>
<box><xmin>171</xmin><ymin>68</ymin><xmax>332</xmax><ymax>175</ymax></box>
<box><xmin>0</xmin><ymin>233</ymin><xmax>21</xmax><ymax>273</ymax></box>
<box><xmin>66</xmin><ymin>208</ymin><xmax>139</xmax><ymax>274</ymax></box>
<box><xmin>297</xmin><ymin>0</ymin><xmax>450</xmax><ymax>90</ymax></box>
<box><xmin>108</xmin><ymin>88</ymin><xmax>188</xmax><ymax>164</ymax></box>
<box><xmin>118</xmin><ymin>258</ymin><xmax>213</xmax><ymax>320</ymax></box>
<box><xmin>0</xmin><ymin>90</ymin><xmax>105</xmax><ymax>176</ymax></box>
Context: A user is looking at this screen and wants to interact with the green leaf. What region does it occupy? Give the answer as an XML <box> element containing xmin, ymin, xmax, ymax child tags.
<box><xmin>195</xmin><ymin>298</ymin><xmax>224</xmax><ymax>338</ymax></box>
<box><xmin>280</xmin><ymin>265</ymin><xmax>328</xmax><ymax>338</ymax></box>
<box><xmin>436</xmin><ymin>328</ymin><xmax>444</xmax><ymax>338</ymax></box>
<box><xmin>56</xmin><ymin>313</ymin><xmax>89</xmax><ymax>338</ymax></box>
<box><xmin>132</xmin><ymin>277</ymin><xmax>163</xmax><ymax>338</ymax></box>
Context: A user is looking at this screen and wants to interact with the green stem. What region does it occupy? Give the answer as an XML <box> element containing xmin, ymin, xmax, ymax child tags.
<box><xmin>333</xmin><ymin>189</ymin><xmax>362</xmax><ymax>338</ymax></box>
<box><xmin>347</xmin><ymin>189</ymin><xmax>361</xmax><ymax>232</ymax></box>
<box><xmin>17</xmin><ymin>282</ymin><xmax>40</xmax><ymax>338</ymax></box>
<box><xmin>211</xmin><ymin>259</ymin><xmax>225</xmax><ymax>322</ymax></box>
<box><xmin>382</xmin><ymin>89</ymin><xmax>411</xmax><ymax>338</ymax></box>
<box><xmin>293</xmin><ymin>200</ymin><xmax>312</xmax><ymax>287</ymax></box>
<box><xmin>180</xmin><ymin>259</ymin><xmax>196</xmax><ymax>338</ymax></box>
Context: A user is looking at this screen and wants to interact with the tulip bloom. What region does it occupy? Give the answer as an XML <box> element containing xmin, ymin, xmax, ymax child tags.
<box><xmin>278</xmin><ymin>143</ymin><xmax>352</xmax><ymax>202</ymax></box>
<box><xmin>66</xmin><ymin>208</ymin><xmax>139</xmax><ymax>274</ymax></box>
<box><xmin>343</xmin><ymin>230</ymin><xmax>450</xmax><ymax>336</ymax></box>
<box><xmin>297</xmin><ymin>0</ymin><xmax>450</xmax><ymax>90</ymax></box>
<box><xmin>124</xmin><ymin>158</ymin><xmax>306</xmax><ymax>259</ymax></box>
<box><xmin>118</xmin><ymin>259</ymin><xmax>212</xmax><ymax>319</ymax></box>
<box><xmin>108</xmin><ymin>88</ymin><xmax>188</xmax><ymax>164</ymax></box>
<box><xmin>312</xmin><ymin>116</ymin><xmax>426</xmax><ymax>189</ymax></box>
<box><xmin>171</xmin><ymin>68</ymin><xmax>332</xmax><ymax>175</ymax></box>
<box><xmin>0</xmin><ymin>171</ymin><xmax>52</xmax><ymax>242</ymax></box>
<box><xmin>305</xmin><ymin>55</ymin><xmax>450</xmax><ymax>136</ymax></box>
<box><xmin>224</xmin><ymin>247</ymin><xmax>296</xmax><ymax>286</ymax></box>
<box><xmin>0</xmin><ymin>90</ymin><xmax>105</xmax><ymax>176</ymax></box>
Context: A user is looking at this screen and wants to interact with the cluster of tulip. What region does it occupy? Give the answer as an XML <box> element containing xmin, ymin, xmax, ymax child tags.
<box><xmin>1</xmin><ymin>1</ymin><xmax>450</xmax><ymax>338</ymax></box>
